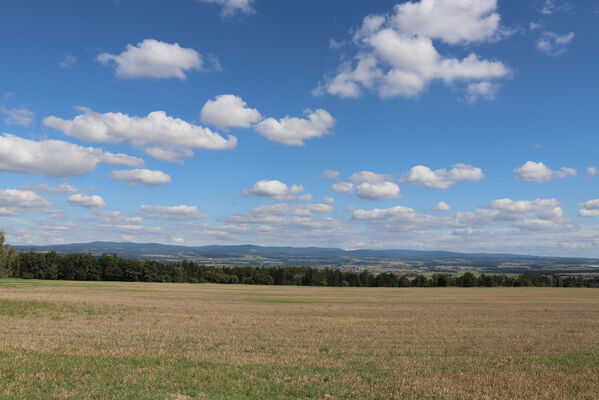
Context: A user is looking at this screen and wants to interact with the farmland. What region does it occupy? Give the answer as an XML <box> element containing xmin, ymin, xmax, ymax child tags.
<box><xmin>1</xmin><ymin>279</ymin><xmax>598</xmax><ymax>399</ymax></box>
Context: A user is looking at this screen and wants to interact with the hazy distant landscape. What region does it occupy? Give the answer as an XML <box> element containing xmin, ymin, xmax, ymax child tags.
<box><xmin>15</xmin><ymin>241</ymin><xmax>599</xmax><ymax>276</ymax></box>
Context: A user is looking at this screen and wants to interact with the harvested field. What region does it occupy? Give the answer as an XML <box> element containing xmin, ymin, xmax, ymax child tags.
<box><xmin>0</xmin><ymin>279</ymin><xmax>598</xmax><ymax>399</ymax></box>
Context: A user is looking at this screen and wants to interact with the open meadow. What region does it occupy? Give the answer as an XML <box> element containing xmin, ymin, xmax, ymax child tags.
<box><xmin>0</xmin><ymin>279</ymin><xmax>598</xmax><ymax>399</ymax></box>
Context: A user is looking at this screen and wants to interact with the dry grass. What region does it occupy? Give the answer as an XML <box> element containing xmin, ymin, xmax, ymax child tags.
<box><xmin>0</xmin><ymin>279</ymin><xmax>598</xmax><ymax>399</ymax></box>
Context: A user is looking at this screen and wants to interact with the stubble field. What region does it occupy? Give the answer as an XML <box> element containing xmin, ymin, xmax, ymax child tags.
<box><xmin>0</xmin><ymin>279</ymin><xmax>598</xmax><ymax>399</ymax></box>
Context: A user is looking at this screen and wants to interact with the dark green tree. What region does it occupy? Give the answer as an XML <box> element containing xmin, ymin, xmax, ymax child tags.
<box><xmin>0</xmin><ymin>232</ymin><xmax>17</xmax><ymax>278</ymax></box>
<box><xmin>459</xmin><ymin>272</ymin><xmax>477</xmax><ymax>287</ymax></box>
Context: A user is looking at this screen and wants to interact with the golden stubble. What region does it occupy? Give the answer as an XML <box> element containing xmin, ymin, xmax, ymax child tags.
<box><xmin>1</xmin><ymin>281</ymin><xmax>598</xmax><ymax>399</ymax></box>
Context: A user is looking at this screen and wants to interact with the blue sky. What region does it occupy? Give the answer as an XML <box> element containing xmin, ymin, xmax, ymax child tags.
<box><xmin>1</xmin><ymin>0</ymin><xmax>598</xmax><ymax>256</ymax></box>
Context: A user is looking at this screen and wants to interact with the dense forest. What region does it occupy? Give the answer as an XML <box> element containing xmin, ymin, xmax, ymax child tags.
<box><xmin>3</xmin><ymin>246</ymin><xmax>599</xmax><ymax>288</ymax></box>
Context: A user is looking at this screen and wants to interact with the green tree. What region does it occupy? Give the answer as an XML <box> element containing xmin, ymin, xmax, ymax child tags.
<box><xmin>460</xmin><ymin>272</ymin><xmax>477</xmax><ymax>287</ymax></box>
<box><xmin>0</xmin><ymin>232</ymin><xmax>17</xmax><ymax>278</ymax></box>
<box><xmin>412</xmin><ymin>275</ymin><xmax>428</xmax><ymax>287</ymax></box>
<box><xmin>432</xmin><ymin>274</ymin><xmax>449</xmax><ymax>287</ymax></box>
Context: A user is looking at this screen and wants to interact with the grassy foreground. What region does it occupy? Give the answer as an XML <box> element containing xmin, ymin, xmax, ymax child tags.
<box><xmin>0</xmin><ymin>279</ymin><xmax>598</xmax><ymax>399</ymax></box>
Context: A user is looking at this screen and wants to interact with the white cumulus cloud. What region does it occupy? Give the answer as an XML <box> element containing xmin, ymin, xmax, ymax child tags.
<box><xmin>355</xmin><ymin>181</ymin><xmax>401</xmax><ymax>200</ymax></box>
<box><xmin>243</xmin><ymin>180</ymin><xmax>306</xmax><ymax>201</ymax></box>
<box><xmin>578</xmin><ymin>199</ymin><xmax>599</xmax><ymax>218</ymax></box>
<box><xmin>43</xmin><ymin>107</ymin><xmax>237</xmax><ymax>162</ymax></box>
<box><xmin>97</xmin><ymin>39</ymin><xmax>203</xmax><ymax>79</ymax></box>
<box><xmin>110</xmin><ymin>169</ymin><xmax>172</xmax><ymax>187</ymax></box>
<box><xmin>0</xmin><ymin>189</ymin><xmax>52</xmax><ymax>216</ymax></box>
<box><xmin>402</xmin><ymin>164</ymin><xmax>484</xmax><ymax>189</ymax></box>
<box><xmin>514</xmin><ymin>161</ymin><xmax>576</xmax><ymax>182</ymax></box>
<box><xmin>67</xmin><ymin>193</ymin><xmax>107</xmax><ymax>209</ymax></box>
<box><xmin>348</xmin><ymin>171</ymin><xmax>393</xmax><ymax>184</ymax></box>
<box><xmin>352</xmin><ymin>205</ymin><xmax>429</xmax><ymax>224</ymax></box>
<box><xmin>587</xmin><ymin>167</ymin><xmax>598</xmax><ymax>178</ymax></box>
<box><xmin>455</xmin><ymin>198</ymin><xmax>565</xmax><ymax>227</ymax></box>
<box><xmin>317</xmin><ymin>0</ymin><xmax>510</xmax><ymax>100</ymax></box>
<box><xmin>0</xmin><ymin>133</ymin><xmax>144</xmax><ymax>178</ymax></box>
<box><xmin>390</xmin><ymin>0</ymin><xmax>502</xmax><ymax>44</ymax></box>
<box><xmin>333</xmin><ymin>170</ymin><xmax>401</xmax><ymax>200</ymax></box>
<box><xmin>200</xmin><ymin>94</ymin><xmax>262</xmax><ymax>130</ymax></box>
<box><xmin>434</xmin><ymin>201</ymin><xmax>451</xmax><ymax>211</ymax></box>
<box><xmin>255</xmin><ymin>109</ymin><xmax>335</xmax><ymax>146</ymax></box>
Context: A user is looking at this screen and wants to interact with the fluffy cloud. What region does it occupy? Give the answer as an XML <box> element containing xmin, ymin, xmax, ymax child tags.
<box><xmin>390</xmin><ymin>0</ymin><xmax>502</xmax><ymax>44</ymax></box>
<box><xmin>255</xmin><ymin>109</ymin><xmax>335</xmax><ymax>146</ymax></box>
<box><xmin>243</xmin><ymin>180</ymin><xmax>306</xmax><ymax>201</ymax></box>
<box><xmin>43</xmin><ymin>107</ymin><xmax>237</xmax><ymax>162</ymax></box>
<box><xmin>0</xmin><ymin>134</ymin><xmax>144</xmax><ymax>178</ymax></box>
<box><xmin>588</xmin><ymin>167</ymin><xmax>598</xmax><ymax>178</ymax></box>
<box><xmin>514</xmin><ymin>161</ymin><xmax>576</xmax><ymax>182</ymax></box>
<box><xmin>0</xmin><ymin>189</ymin><xmax>52</xmax><ymax>216</ymax></box>
<box><xmin>67</xmin><ymin>193</ymin><xmax>107</xmax><ymax>209</ymax></box>
<box><xmin>0</xmin><ymin>106</ymin><xmax>35</xmax><ymax>126</ymax></box>
<box><xmin>455</xmin><ymin>198</ymin><xmax>564</xmax><ymax>227</ymax></box>
<box><xmin>97</xmin><ymin>39</ymin><xmax>202</xmax><ymax>79</ymax></box>
<box><xmin>332</xmin><ymin>170</ymin><xmax>400</xmax><ymax>200</ymax></box>
<box><xmin>24</xmin><ymin>183</ymin><xmax>78</xmax><ymax>194</ymax></box>
<box><xmin>488</xmin><ymin>198</ymin><xmax>563</xmax><ymax>220</ymax></box>
<box><xmin>536</xmin><ymin>31</ymin><xmax>575</xmax><ymax>56</ymax></box>
<box><xmin>110</xmin><ymin>169</ymin><xmax>172</xmax><ymax>187</ymax></box>
<box><xmin>197</xmin><ymin>0</ymin><xmax>255</xmax><ymax>16</ymax></box>
<box><xmin>200</xmin><ymin>94</ymin><xmax>262</xmax><ymax>130</ymax></box>
<box><xmin>200</xmin><ymin>95</ymin><xmax>334</xmax><ymax>146</ymax></box>
<box><xmin>355</xmin><ymin>181</ymin><xmax>401</xmax><ymax>200</ymax></box>
<box><xmin>578</xmin><ymin>200</ymin><xmax>599</xmax><ymax>218</ymax></box>
<box><xmin>402</xmin><ymin>164</ymin><xmax>484</xmax><ymax>189</ymax></box>
<box><xmin>348</xmin><ymin>171</ymin><xmax>393</xmax><ymax>184</ymax></box>
<box><xmin>447</xmin><ymin>164</ymin><xmax>485</xmax><ymax>182</ymax></box>
<box><xmin>317</xmin><ymin>0</ymin><xmax>510</xmax><ymax>100</ymax></box>
<box><xmin>140</xmin><ymin>205</ymin><xmax>206</xmax><ymax>220</ymax></box>
<box><xmin>402</xmin><ymin>165</ymin><xmax>451</xmax><ymax>189</ymax></box>
<box><xmin>434</xmin><ymin>201</ymin><xmax>451</xmax><ymax>211</ymax></box>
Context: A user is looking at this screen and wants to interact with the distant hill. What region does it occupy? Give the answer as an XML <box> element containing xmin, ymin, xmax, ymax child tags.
<box><xmin>13</xmin><ymin>241</ymin><xmax>599</xmax><ymax>275</ymax></box>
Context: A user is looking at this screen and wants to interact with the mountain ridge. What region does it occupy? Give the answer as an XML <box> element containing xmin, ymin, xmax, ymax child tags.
<box><xmin>13</xmin><ymin>241</ymin><xmax>599</xmax><ymax>273</ymax></box>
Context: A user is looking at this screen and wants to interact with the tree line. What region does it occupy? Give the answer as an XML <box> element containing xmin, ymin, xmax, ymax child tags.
<box><xmin>3</xmin><ymin>249</ymin><xmax>598</xmax><ymax>288</ymax></box>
